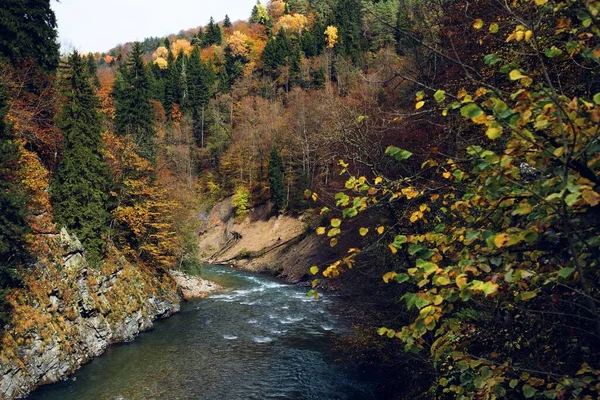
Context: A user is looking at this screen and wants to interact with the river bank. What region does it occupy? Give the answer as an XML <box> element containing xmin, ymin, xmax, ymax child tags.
<box><xmin>0</xmin><ymin>230</ymin><xmax>220</xmax><ymax>400</ymax></box>
<box><xmin>29</xmin><ymin>265</ymin><xmax>378</xmax><ymax>400</ymax></box>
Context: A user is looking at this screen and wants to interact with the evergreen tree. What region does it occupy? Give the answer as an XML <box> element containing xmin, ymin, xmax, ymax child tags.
<box><xmin>163</xmin><ymin>37</ymin><xmax>171</xmax><ymax>50</ymax></box>
<box><xmin>51</xmin><ymin>51</ymin><xmax>112</xmax><ymax>265</ymax></box>
<box><xmin>268</xmin><ymin>147</ymin><xmax>286</xmax><ymax>210</ymax></box>
<box><xmin>86</xmin><ymin>53</ymin><xmax>100</xmax><ymax>88</ymax></box>
<box><xmin>289</xmin><ymin>45</ymin><xmax>303</xmax><ymax>88</ymax></box>
<box><xmin>333</xmin><ymin>0</ymin><xmax>363</xmax><ymax>63</ymax></box>
<box><xmin>223</xmin><ymin>15</ymin><xmax>232</xmax><ymax>28</ymax></box>
<box><xmin>395</xmin><ymin>1</ymin><xmax>415</xmax><ymax>56</ymax></box>
<box><xmin>113</xmin><ymin>42</ymin><xmax>156</xmax><ymax>160</ymax></box>
<box><xmin>0</xmin><ymin>0</ymin><xmax>60</xmax><ymax>72</ymax></box>
<box><xmin>164</xmin><ymin>49</ymin><xmax>178</xmax><ymax>114</ymax></box>
<box><xmin>204</xmin><ymin>17</ymin><xmax>223</xmax><ymax>47</ymax></box>
<box><xmin>0</xmin><ymin>81</ymin><xmax>29</xmax><ymax>325</ymax></box>
<box><xmin>191</xmin><ymin>28</ymin><xmax>205</xmax><ymax>46</ymax></box>
<box><xmin>187</xmin><ymin>47</ymin><xmax>215</xmax><ymax>142</ymax></box>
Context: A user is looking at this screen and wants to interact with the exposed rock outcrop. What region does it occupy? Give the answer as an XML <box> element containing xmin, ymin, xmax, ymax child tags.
<box><xmin>198</xmin><ymin>198</ymin><xmax>326</xmax><ymax>283</ymax></box>
<box><xmin>169</xmin><ymin>270</ymin><xmax>222</xmax><ymax>299</ymax></box>
<box><xmin>0</xmin><ymin>229</ymin><xmax>180</xmax><ymax>399</ymax></box>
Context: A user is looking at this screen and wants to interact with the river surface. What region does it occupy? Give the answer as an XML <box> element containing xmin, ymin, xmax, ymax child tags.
<box><xmin>30</xmin><ymin>266</ymin><xmax>377</xmax><ymax>399</ymax></box>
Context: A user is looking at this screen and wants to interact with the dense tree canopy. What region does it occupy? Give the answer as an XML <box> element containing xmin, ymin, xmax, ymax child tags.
<box><xmin>51</xmin><ymin>51</ymin><xmax>113</xmax><ymax>265</ymax></box>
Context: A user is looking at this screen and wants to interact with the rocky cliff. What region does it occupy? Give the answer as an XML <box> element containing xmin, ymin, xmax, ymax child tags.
<box><xmin>0</xmin><ymin>229</ymin><xmax>180</xmax><ymax>399</ymax></box>
<box><xmin>197</xmin><ymin>198</ymin><xmax>333</xmax><ymax>283</ymax></box>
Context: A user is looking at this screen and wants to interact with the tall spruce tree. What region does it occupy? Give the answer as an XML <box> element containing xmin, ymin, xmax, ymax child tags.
<box><xmin>51</xmin><ymin>51</ymin><xmax>112</xmax><ymax>265</ymax></box>
<box><xmin>333</xmin><ymin>0</ymin><xmax>363</xmax><ymax>63</ymax></box>
<box><xmin>223</xmin><ymin>15</ymin><xmax>232</xmax><ymax>28</ymax></box>
<box><xmin>114</xmin><ymin>42</ymin><xmax>156</xmax><ymax>160</ymax></box>
<box><xmin>204</xmin><ymin>17</ymin><xmax>223</xmax><ymax>47</ymax></box>
<box><xmin>0</xmin><ymin>0</ymin><xmax>60</xmax><ymax>72</ymax></box>
<box><xmin>164</xmin><ymin>48</ymin><xmax>179</xmax><ymax>114</ymax></box>
<box><xmin>86</xmin><ymin>53</ymin><xmax>100</xmax><ymax>88</ymax></box>
<box><xmin>0</xmin><ymin>81</ymin><xmax>29</xmax><ymax>325</ymax></box>
<box><xmin>268</xmin><ymin>147</ymin><xmax>286</xmax><ymax>210</ymax></box>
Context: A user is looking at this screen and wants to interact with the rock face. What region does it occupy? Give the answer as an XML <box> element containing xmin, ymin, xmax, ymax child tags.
<box><xmin>0</xmin><ymin>229</ymin><xmax>180</xmax><ymax>399</ymax></box>
<box><xmin>169</xmin><ymin>271</ymin><xmax>222</xmax><ymax>300</ymax></box>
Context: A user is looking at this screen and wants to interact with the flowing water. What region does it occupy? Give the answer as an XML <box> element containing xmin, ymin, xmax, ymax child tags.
<box><xmin>30</xmin><ymin>266</ymin><xmax>377</xmax><ymax>399</ymax></box>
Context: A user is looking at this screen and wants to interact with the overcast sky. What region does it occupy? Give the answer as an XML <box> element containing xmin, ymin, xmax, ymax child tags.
<box><xmin>51</xmin><ymin>0</ymin><xmax>259</xmax><ymax>54</ymax></box>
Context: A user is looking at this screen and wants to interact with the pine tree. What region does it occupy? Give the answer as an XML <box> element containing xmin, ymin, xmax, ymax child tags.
<box><xmin>187</xmin><ymin>47</ymin><xmax>215</xmax><ymax>142</ymax></box>
<box><xmin>51</xmin><ymin>51</ymin><xmax>113</xmax><ymax>265</ymax></box>
<box><xmin>114</xmin><ymin>42</ymin><xmax>157</xmax><ymax>161</ymax></box>
<box><xmin>223</xmin><ymin>15</ymin><xmax>232</xmax><ymax>28</ymax></box>
<box><xmin>0</xmin><ymin>0</ymin><xmax>60</xmax><ymax>72</ymax></box>
<box><xmin>0</xmin><ymin>81</ymin><xmax>29</xmax><ymax>325</ymax></box>
<box><xmin>269</xmin><ymin>147</ymin><xmax>286</xmax><ymax>210</ymax></box>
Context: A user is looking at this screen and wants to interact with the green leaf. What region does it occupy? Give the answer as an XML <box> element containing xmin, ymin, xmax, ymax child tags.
<box><xmin>460</xmin><ymin>103</ymin><xmax>483</xmax><ymax>119</ymax></box>
<box><xmin>594</xmin><ymin>93</ymin><xmax>600</xmax><ymax>105</ymax></box>
<box><xmin>434</xmin><ymin>89</ymin><xmax>446</xmax><ymax>103</ymax></box>
<box><xmin>394</xmin><ymin>273</ymin><xmax>410</xmax><ymax>283</ymax></box>
<box><xmin>545</xmin><ymin>46</ymin><xmax>563</xmax><ymax>58</ymax></box>
<box><xmin>558</xmin><ymin>267</ymin><xmax>575</xmax><ymax>279</ymax></box>
<box><xmin>523</xmin><ymin>384</ymin><xmax>536</xmax><ymax>398</ymax></box>
<box><xmin>331</xmin><ymin>218</ymin><xmax>342</xmax><ymax>227</ymax></box>
<box><xmin>392</xmin><ymin>235</ymin><xmax>408</xmax><ymax>248</ymax></box>
<box><xmin>483</xmin><ymin>53</ymin><xmax>502</xmax><ymax>65</ymax></box>
<box><xmin>481</xmin><ymin>281</ymin><xmax>499</xmax><ymax>296</ymax></box>
<box><xmin>520</xmin><ymin>291</ymin><xmax>537</xmax><ymax>301</ymax></box>
<box><xmin>310</xmin><ymin>266</ymin><xmax>320</xmax><ymax>275</ymax></box>
<box><xmin>416</xmin><ymin>259</ymin><xmax>438</xmax><ymax>276</ymax></box>
<box><xmin>509</xmin><ymin>379</ymin><xmax>519</xmax><ymax>389</ymax></box>
<box><xmin>489</xmin><ymin>23</ymin><xmax>499</xmax><ymax>33</ymax></box>
<box><xmin>386</xmin><ymin>146</ymin><xmax>413</xmax><ymax>161</ymax></box>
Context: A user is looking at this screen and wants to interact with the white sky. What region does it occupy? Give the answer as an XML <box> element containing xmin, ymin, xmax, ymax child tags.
<box><xmin>51</xmin><ymin>0</ymin><xmax>259</xmax><ymax>54</ymax></box>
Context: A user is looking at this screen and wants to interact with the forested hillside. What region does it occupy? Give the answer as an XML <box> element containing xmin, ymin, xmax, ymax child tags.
<box><xmin>1</xmin><ymin>0</ymin><xmax>600</xmax><ymax>398</ymax></box>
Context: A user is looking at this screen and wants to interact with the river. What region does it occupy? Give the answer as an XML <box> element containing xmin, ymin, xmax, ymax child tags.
<box><xmin>30</xmin><ymin>265</ymin><xmax>377</xmax><ymax>399</ymax></box>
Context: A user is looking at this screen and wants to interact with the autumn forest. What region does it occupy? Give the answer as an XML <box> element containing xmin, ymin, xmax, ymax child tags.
<box><xmin>1</xmin><ymin>0</ymin><xmax>600</xmax><ymax>399</ymax></box>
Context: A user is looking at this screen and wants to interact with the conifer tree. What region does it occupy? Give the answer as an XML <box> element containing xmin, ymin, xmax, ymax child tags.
<box><xmin>0</xmin><ymin>0</ymin><xmax>60</xmax><ymax>72</ymax></box>
<box><xmin>204</xmin><ymin>17</ymin><xmax>223</xmax><ymax>47</ymax></box>
<box><xmin>164</xmin><ymin>49</ymin><xmax>179</xmax><ymax>114</ymax></box>
<box><xmin>51</xmin><ymin>51</ymin><xmax>112</xmax><ymax>265</ymax></box>
<box><xmin>333</xmin><ymin>0</ymin><xmax>363</xmax><ymax>63</ymax></box>
<box><xmin>268</xmin><ymin>147</ymin><xmax>286</xmax><ymax>210</ymax></box>
<box><xmin>86</xmin><ymin>53</ymin><xmax>100</xmax><ymax>88</ymax></box>
<box><xmin>113</xmin><ymin>42</ymin><xmax>156</xmax><ymax>160</ymax></box>
<box><xmin>0</xmin><ymin>82</ymin><xmax>29</xmax><ymax>325</ymax></box>
<box><xmin>223</xmin><ymin>15</ymin><xmax>232</xmax><ymax>28</ymax></box>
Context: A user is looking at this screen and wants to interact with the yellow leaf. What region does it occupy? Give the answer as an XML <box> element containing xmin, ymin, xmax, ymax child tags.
<box><xmin>388</xmin><ymin>244</ymin><xmax>398</xmax><ymax>254</ymax></box>
<box><xmin>489</xmin><ymin>22</ymin><xmax>499</xmax><ymax>33</ymax></box>
<box><xmin>374</xmin><ymin>176</ymin><xmax>383</xmax><ymax>185</ymax></box>
<box><xmin>331</xmin><ymin>218</ymin><xmax>342</xmax><ymax>227</ymax></box>
<box><xmin>310</xmin><ymin>266</ymin><xmax>319</xmax><ymax>275</ymax></box>
<box><xmin>515</xmin><ymin>30</ymin><xmax>524</xmax><ymax>41</ymax></box>
<box><xmin>311</xmin><ymin>192</ymin><xmax>318</xmax><ymax>202</ymax></box>
<box><xmin>383</xmin><ymin>272</ymin><xmax>397</xmax><ymax>283</ymax></box>
<box><xmin>524</xmin><ymin>30</ymin><xmax>533</xmax><ymax>41</ymax></box>
<box><xmin>509</xmin><ymin>70</ymin><xmax>524</xmax><ymax>80</ymax></box>
<box><xmin>377</xmin><ymin>226</ymin><xmax>385</xmax><ymax>235</ymax></box>
<box><xmin>582</xmin><ymin>190</ymin><xmax>600</xmax><ymax>206</ymax></box>
<box><xmin>316</xmin><ymin>227</ymin><xmax>326</xmax><ymax>235</ymax></box>
<box><xmin>359</xmin><ymin>227</ymin><xmax>369</xmax><ymax>236</ymax></box>
<box><xmin>494</xmin><ymin>233</ymin><xmax>510</xmax><ymax>248</ymax></box>
<box><xmin>535</xmin><ymin>0</ymin><xmax>547</xmax><ymax>5</ymax></box>
<box><xmin>473</xmin><ymin>19</ymin><xmax>484</xmax><ymax>29</ymax></box>
<box><xmin>443</xmin><ymin>171</ymin><xmax>452</xmax><ymax>179</ymax></box>
<box><xmin>486</xmin><ymin>125</ymin><xmax>503</xmax><ymax>140</ymax></box>
<box><xmin>415</xmin><ymin>101</ymin><xmax>425</xmax><ymax>110</ymax></box>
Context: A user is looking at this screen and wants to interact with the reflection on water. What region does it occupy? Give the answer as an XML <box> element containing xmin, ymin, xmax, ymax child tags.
<box><xmin>30</xmin><ymin>266</ymin><xmax>376</xmax><ymax>400</ymax></box>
